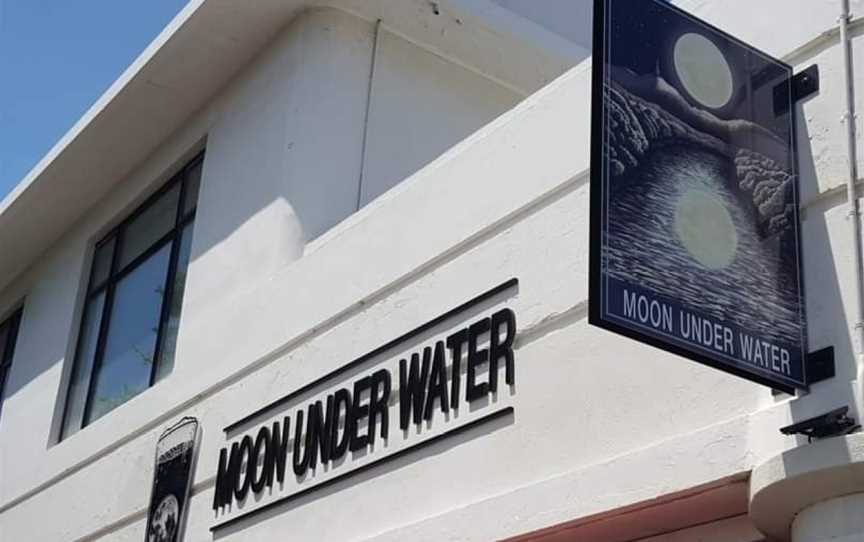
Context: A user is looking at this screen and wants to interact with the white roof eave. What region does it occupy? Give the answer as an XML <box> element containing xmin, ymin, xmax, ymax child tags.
<box><xmin>0</xmin><ymin>0</ymin><xmax>587</xmax><ymax>292</ymax></box>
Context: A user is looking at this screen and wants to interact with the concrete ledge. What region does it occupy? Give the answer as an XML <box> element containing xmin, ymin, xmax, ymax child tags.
<box><xmin>749</xmin><ymin>432</ymin><xmax>864</xmax><ymax>541</ymax></box>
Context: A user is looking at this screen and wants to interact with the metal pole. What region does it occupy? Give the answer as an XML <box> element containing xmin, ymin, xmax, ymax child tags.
<box><xmin>839</xmin><ymin>0</ymin><xmax>864</xmax><ymax>388</ymax></box>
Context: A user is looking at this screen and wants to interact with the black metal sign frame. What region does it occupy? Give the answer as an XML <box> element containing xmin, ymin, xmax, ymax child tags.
<box><xmin>589</xmin><ymin>0</ymin><xmax>808</xmax><ymax>394</ymax></box>
<box><xmin>145</xmin><ymin>417</ymin><xmax>200</xmax><ymax>542</ymax></box>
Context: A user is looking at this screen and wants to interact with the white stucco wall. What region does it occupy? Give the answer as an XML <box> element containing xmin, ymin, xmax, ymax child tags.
<box><xmin>0</xmin><ymin>1</ymin><xmax>862</xmax><ymax>541</ymax></box>
<box><xmin>491</xmin><ymin>0</ymin><xmax>593</xmax><ymax>50</ymax></box>
<box><xmin>359</xmin><ymin>26</ymin><xmax>522</xmax><ymax>207</ymax></box>
<box><xmin>186</xmin><ymin>9</ymin><xmax>375</xmax><ymax>314</ymax></box>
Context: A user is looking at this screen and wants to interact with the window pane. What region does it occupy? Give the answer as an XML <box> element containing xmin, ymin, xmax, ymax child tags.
<box><xmin>0</xmin><ymin>323</ymin><xmax>9</xmax><ymax>366</ymax></box>
<box><xmin>182</xmin><ymin>161</ymin><xmax>202</xmax><ymax>217</ymax></box>
<box><xmin>0</xmin><ymin>311</ymin><xmax>21</xmax><ymax>420</ymax></box>
<box><xmin>89</xmin><ymin>236</ymin><xmax>116</xmax><ymax>291</ymax></box>
<box><xmin>86</xmin><ymin>244</ymin><xmax>171</xmax><ymax>423</ymax></box>
<box><xmin>118</xmin><ymin>184</ymin><xmax>180</xmax><ymax>270</ymax></box>
<box><xmin>0</xmin><ymin>365</ymin><xmax>8</xmax><ymax>397</ymax></box>
<box><xmin>61</xmin><ymin>293</ymin><xmax>105</xmax><ymax>438</ymax></box>
<box><xmin>0</xmin><ymin>365</ymin><xmax>8</xmax><ymax>417</ymax></box>
<box><xmin>154</xmin><ymin>223</ymin><xmax>194</xmax><ymax>382</ymax></box>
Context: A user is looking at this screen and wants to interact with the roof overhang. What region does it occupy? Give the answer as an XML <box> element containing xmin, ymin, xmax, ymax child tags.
<box><xmin>0</xmin><ymin>0</ymin><xmax>587</xmax><ymax>293</ymax></box>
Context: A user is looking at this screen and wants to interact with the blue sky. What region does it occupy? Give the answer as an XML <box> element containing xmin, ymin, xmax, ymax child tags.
<box><xmin>0</xmin><ymin>0</ymin><xmax>188</xmax><ymax>199</ymax></box>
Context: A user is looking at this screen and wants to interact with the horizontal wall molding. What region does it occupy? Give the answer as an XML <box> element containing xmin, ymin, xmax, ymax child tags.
<box><xmin>0</xmin><ymin>167</ymin><xmax>589</xmax><ymax>516</ymax></box>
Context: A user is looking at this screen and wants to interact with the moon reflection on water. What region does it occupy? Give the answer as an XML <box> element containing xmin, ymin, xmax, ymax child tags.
<box><xmin>674</xmin><ymin>188</ymin><xmax>738</xmax><ymax>270</ymax></box>
<box><xmin>605</xmin><ymin>146</ymin><xmax>799</xmax><ymax>345</ymax></box>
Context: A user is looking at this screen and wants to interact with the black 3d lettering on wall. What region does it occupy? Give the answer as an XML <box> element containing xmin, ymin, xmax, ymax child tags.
<box><xmin>211</xmin><ymin>280</ymin><xmax>518</xmax><ymax>526</ymax></box>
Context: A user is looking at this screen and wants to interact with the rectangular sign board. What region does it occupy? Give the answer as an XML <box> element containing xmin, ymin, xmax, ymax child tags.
<box><xmin>589</xmin><ymin>0</ymin><xmax>808</xmax><ymax>392</ymax></box>
<box><xmin>145</xmin><ymin>417</ymin><xmax>200</xmax><ymax>542</ymax></box>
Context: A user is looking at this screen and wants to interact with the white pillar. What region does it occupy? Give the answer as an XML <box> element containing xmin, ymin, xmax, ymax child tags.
<box><xmin>749</xmin><ymin>433</ymin><xmax>864</xmax><ymax>541</ymax></box>
<box><xmin>791</xmin><ymin>493</ymin><xmax>864</xmax><ymax>542</ymax></box>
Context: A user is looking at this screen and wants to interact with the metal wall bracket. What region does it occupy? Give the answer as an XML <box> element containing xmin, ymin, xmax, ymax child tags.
<box><xmin>807</xmin><ymin>345</ymin><xmax>835</xmax><ymax>384</ymax></box>
<box><xmin>771</xmin><ymin>345</ymin><xmax>835</xmax><ymax>396</ymax></box>
<box><xmin>792</xmin><ymin>64</ymin><xmax>820</xmax><ymax>103</ymax></box>
<box><xmin>775</xmin><ymin>64</ymin><xmax>820</xmax><ymax>115</ymax></box>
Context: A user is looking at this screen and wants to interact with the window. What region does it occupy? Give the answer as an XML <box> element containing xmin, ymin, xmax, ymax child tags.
<box><xmin>60</xmin><ymin>154</ymin><xmax>203</xmax><ymax>439</ymax></box>
<box><xmin>0</xmin><ymin>308</ymin><xmax>23</xmax><ymax>419</ymax></box>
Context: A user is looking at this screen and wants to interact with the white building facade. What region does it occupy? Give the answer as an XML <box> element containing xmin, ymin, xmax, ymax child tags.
<box><xmin>0</xmin><ymin>1</ymin><xmax>863</xmax><ymax>541</ymax></box>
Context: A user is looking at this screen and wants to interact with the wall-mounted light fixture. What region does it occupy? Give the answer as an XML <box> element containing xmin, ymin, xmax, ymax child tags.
<box><xmin>779</xmin><ymin>406</ymin><xmax>860</xmax><ymax>442</ymax></box>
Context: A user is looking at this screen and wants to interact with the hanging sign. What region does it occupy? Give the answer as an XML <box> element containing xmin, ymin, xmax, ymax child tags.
<box><xmin>589</xmin><ymin>0</ymin><xmax>807</xmax><ymax>392</ymax></box>
<box><xmin>145</xmin><ymin>417</ymin><xmax>200</xmax><ymax>542</ymax></box>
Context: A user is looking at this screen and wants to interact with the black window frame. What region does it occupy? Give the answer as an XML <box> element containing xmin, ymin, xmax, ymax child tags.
<box><xmin>60</xmin><ymin>152</ymin><xmax>204</xmax><ymax>437</ymax></box>
<box><xmin>0</xmin><ymin>307</ymin><xmax>23</xmax><ymax>420</ymax></box>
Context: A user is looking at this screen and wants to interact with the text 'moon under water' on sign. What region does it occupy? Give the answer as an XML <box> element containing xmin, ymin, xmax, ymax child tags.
<box><xmin>210</xmin><ymin>280</ymin><xmax>518</xmax><ymax>533</ymax></box>
<box><xmin>589</xmin><ymin>0</ymin><xmax>807</xmax><ymax>392</ymax></box>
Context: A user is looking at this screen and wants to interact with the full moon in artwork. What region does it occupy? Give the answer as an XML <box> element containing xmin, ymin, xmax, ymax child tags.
<box><xmin>673</xmin><ymin>32</ymin><xmax>734</xmax><ymax>109</ymax></box>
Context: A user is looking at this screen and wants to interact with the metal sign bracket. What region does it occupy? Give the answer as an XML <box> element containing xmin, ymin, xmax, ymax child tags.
<box><xmin>772</xmin><ymin>346</ymin><xmax>835</xmax><ymax>395</ymax></box>
<box><xmin>806</xmin><ymin>345</ymin><xmax>835</xmax><ymax>384</ymax></box>
<box><xmin>775</xmin><ymin>64</ymin><xmax>819</xmax><ymax>115</ymax></box>
<box><xmin>792</xmin><ymin>64</ymin><xmax>820</xmax><ymax>102</ymax></box>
